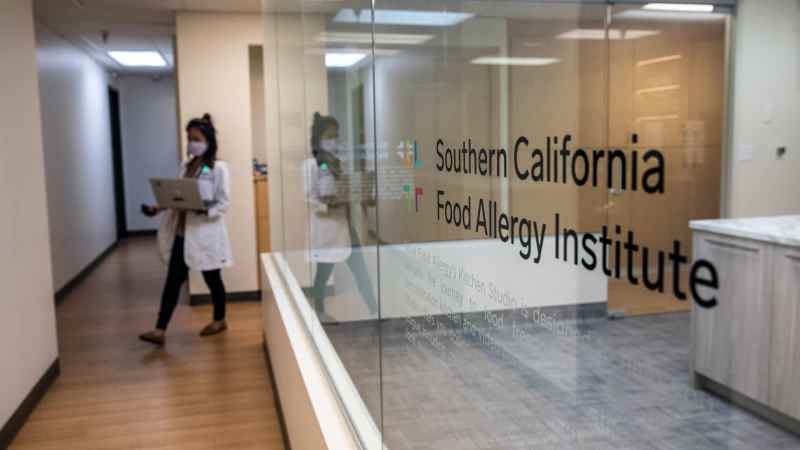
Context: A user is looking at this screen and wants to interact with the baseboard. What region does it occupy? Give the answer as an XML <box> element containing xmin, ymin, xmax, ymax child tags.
<box><xmin>0</xmin><ymin>359</ymin><xmax>60</xmax><ymax>450</ymax></box>
<box><xmin>126</xmin><ymin>229</ymin><xmax>157</xmax><ymax>237</ymax></box>
<box><xmin>189</xmin><ymin>290</ymin><xmax>261</xmax><ymax>306</ymax></box>
<box><xmin>262</xmin><ymin>336</ymin><xmax>292</xmax><ymax>450</ymax></box>
<box><xmin>55</xmin><ymin>240</ymin><xmax>118</xmax><ymax>305</ymax></box>
<box><xmin>695</xmin><ymin>373</ymin><xmax>800</xmax><ymax>436</ymax></box>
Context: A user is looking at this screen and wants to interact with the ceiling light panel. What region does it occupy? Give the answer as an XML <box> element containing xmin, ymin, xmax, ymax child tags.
<box><xmin>333</xmin><ymin>9</ymin><xmax>474</xmax><ymax>27</ymax></box>
<box><xmin>557</xmin><ymin>29</ymin><xmax>661</xmax><ymax>40</ymax></box>
<box><xmin>325</xmin><ymin>52</ymin><xmax>367</xmax><ymax>68</ymax></box>
<box><xmin>108</xmin><ymin>51</ymin><xmax>167</xmax><ymax>67</ymax></box>
<box><xmin>317</xmin><ymin>32</ymin><xmax>434</xmax><ymax>45</ymax></box>
<box><xmin>470</xmin><ymin>56</ymin><xmax>560</xmax><ymax>67</ymax></box>
<box><xmin>643</xmin><ymin>3</ymin><xmax>715</xmax><ymax>13</ymax></box>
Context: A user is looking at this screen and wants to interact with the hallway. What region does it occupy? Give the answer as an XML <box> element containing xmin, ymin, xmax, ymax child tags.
<box><xmin>9</xmin><ymin>237</ymin><xmax>284</xmax><ymax>450</ymax></box>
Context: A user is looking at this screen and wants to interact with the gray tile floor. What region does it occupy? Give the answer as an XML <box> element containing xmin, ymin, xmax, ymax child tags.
<box><xmin>326</xmin><ymin>312</ymin><xmax>800</xmax><ymax>450</ymax></box>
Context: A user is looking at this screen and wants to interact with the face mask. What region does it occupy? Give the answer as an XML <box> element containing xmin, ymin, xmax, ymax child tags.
<box><xmin>188</xmin><ymin>141</ymin><xmax>207</xmax><ymax>157</ymax></box>
<box><xmin>319</xmin><ymin>138</ymin><xmax>337</xmax><ymax>153</ymax></box>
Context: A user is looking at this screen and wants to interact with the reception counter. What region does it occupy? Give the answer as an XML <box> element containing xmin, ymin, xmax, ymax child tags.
<box><xmin>690</xmin><ymin>215</ymin><xmax>800</xmax><ymax>430</ymax></box>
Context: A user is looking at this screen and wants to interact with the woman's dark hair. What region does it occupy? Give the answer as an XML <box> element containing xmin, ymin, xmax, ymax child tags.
<box><xmin>310</xmin><ymin>112</ymin><xmax>339</xmax><ymax>162</ymax></box>
<box><xmin>186</xmin><ymin>113</ymin><xmax>218</xmax><ymax>168</ymax></box>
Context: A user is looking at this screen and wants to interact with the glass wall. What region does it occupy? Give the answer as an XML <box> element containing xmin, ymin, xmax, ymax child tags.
<box><xmin>263</xmin><ymin>1</ymin><xmax>800</xmax><ymax>449</ymax></box>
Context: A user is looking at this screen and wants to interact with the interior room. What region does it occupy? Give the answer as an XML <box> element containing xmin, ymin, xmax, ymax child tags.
<box><xmin>2</xmin><ymin>0</ymin><xmax>799</xmax><ymax>449</ymax></box>
<box><xmin>261</xmin><ymin>0</ymin><xmax>800</xmax><ymax>449</ymax></box>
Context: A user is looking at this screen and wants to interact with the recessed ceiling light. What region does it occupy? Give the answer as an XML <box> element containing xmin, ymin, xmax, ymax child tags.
<box><xmin>643</xmin><ymin>3</ymin><xmax>715</xmax><ymax>13</ymax></box>
<box><xmin>333</xmin><ymin>9</ymin><xmax>474</xmax><ymax>27</ymax></box>
<box><xmin>470</xmin><ymin>56</ymin><xmax>560</xmax><ymax>67</ymax></box>
<box><xmin>557</xmin><ymin>29</ymin><xmax>660</xmax><ymax>40</ymax></box>
<box><xmin>317</xmin><ymin>32</ymin><xmax>434</xmax><ymax>46</ymax></box>
<box><xmin>636</xmin><ymin>54</ymin><xmax>682</xmax><ymax>67</ymax></box>
<box><xmin>325</xmin><ymin>52</ymin><xmax>367</xmax><ymax>68</ymax></box>
<box><xmin>615</xmin><ymin>9</ymin><xmax>726</xmax><ymax>21</ymax></box>
<box><xmin>108</xmin><ymin>51</ymin><xmax>167</xmax><ymax>67</ymax></box>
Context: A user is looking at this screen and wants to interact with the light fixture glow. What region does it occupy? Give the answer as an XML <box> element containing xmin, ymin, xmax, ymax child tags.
<box><xmin>615</xmin><ymin>9</ymin><xmax>726</xmax><ymax>21</ymax></box>
<box><xmin>635</xmin><ymin>114</ymin><xmax>680</xmax><ymax>122</ymax></box>
<box><xmin>108</xmin><ymin>51</ymin><xmax>166</xmax><ymax>67</ymax></box>
<box><xmin>643</xmin><ymin>3</ymin><xmax>714</xmax><ymax>13</ymax></box>
<box><xmin>325</xmin><ymin>52</ymin><xmax>367</xmax><ymax>68</ymax></box>
<box><xmin>636</xmin><ymin>84</ymin><xmax>681</xmax><ymax>95</ymax></box>
<box><xmin>470</xmin><ymin>56</ymin><xmax>560</xmax><ymax>67</ymax></box>
<box><xmin>317</xmin><ymin>32</ymin><xmax>434</xmax><ymax>45</ymax></box>
<box><xmin>333</xmin><ymin>9</ymin><xmax>474</xmax><ymax>27</ymax></box>
<box><xmin>557</xmin><ymin>29</ymin><xmax>661</xmax><ymax>40</ymax></box>
<box><xmin>637</xmin><ymin>54</ymin><xmax>682</xmax><ymax>67</ymax></box>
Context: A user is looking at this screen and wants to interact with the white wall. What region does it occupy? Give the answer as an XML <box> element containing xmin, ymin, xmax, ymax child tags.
<box><xmin>36</xmin><ymin>25</ymin><xmax>118</xmax><ymax>291</ymax></box>
<box><xmin>117</xmin><ymin>75</ymin><xmax>180</xmax><ymax>232</ymax></box>
<box><xmin>0</xmin><ymin>0</ymin><xmax>59</xmax><ymax>428</ymax></box>
<box><xmin>176</xmin><ymin>12</ymin><xmax>262</xmax><ymax>294</ymax></box>
<box><xmin>727</xmin><ymin>0</ymin><xmax>800</xmax><ymax>217</ymax></box>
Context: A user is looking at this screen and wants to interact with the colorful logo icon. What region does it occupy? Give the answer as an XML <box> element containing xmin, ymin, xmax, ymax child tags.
<box><xmin>400</xmin><ymin>140</ymin><xmax>421</xmax><ymax>169</ymax></box>
<box><xmin>403</xmin><ymin>183</ymin><xmax>424</xmax><ymax>212</ymax></box>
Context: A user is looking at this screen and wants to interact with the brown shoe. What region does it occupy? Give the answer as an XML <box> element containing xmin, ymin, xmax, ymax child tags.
<box><xmin>200</xmin><ymin>321</ymin><xmax>227</xmax><ymax>337</ymax></box>
<box><xmin>139</xmin><ymin>330</ymin><xmax>165</xmax><ymax>346</ymax></box>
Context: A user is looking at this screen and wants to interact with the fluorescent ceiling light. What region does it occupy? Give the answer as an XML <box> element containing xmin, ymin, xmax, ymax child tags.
<box><xmin>557</xmin><ymin>29</ymin><xmax>660</xmax><ymax>40</ymax></box>
<box><xmin>333</xmin><ymin>9</ymin><xmax>474</xmax><ymax>27</ymax></box>
<box><xmin>471</xmin><ymin>56</ymin><xmax>560</xmax><ymax>67</ymax></box>
<box><xmin>635</xmin><ymin>114</ymin><xmax>680</xmax><ymax>122</ymax></box>
<box><xmin>308</xmin><ymin>47</ymin><xmax>400</xmax><ymax>57</ymax></box>
<box><xmin>317</xmin><ymin>32</ymin><xmax>434</xmax><ymax>45</ymax></box>
<box><xmin>637</xmin><ymin>54</ymin><xmax>682</xmax><ymax>67</ymax></box>
<box><xmin>108</xmin><ymin>51</ymin><xmax>166</xmax><ymax>67</ymax></box>
<box><xmin>643</xmin><ymin>3</ymin><xmax>714</xmax><ymax>13</ymax></box>
<box><xmin>636</xmin><ymin>84</ymin><xmax>680</xmax><ymax>95</ymax></box>
<box><xmin>325</xmin><ymin>52</ymin><xmax>367</xmax><ymax>68</ymax></box>
<box><xmin>615</xmin><ymin>9</ymin><xmax>726</xmax><ymax>21</ymax></box>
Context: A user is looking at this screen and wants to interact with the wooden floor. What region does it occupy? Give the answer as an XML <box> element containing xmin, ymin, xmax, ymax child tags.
<box><xmin>10</xmin><ymin>236</ymin><xmax>285</xmax><ymax>450</ymax></box>
<box><xmin>608</xmin><ymin>274</ymin><xmax>692</xmax><ymax>317</ymax></box>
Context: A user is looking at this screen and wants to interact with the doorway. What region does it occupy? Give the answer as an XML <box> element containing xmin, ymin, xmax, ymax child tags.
<box><xmin>108</xmin><ymin>86</ymin><xmax>127</xmax><ymax>241</ymax></box>
<box><xmin>605</xmin><ymin>5</ymin><xmax>727</xmax><ymax>316</ymax></box>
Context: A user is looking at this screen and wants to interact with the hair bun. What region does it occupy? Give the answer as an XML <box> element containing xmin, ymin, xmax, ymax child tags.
<box><xmin>202</xmin><ymin>113</ymin><xmax>213</xmax><ymax>124</ymax></box>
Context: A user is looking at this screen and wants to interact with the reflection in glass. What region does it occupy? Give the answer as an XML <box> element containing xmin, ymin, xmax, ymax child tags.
<box><xmin>263</xmin><ymin>1</ymin><xmax>800</xmax><ymax>449</ymax></box>
<box><xmin>305</xmin><ymin>112</ymin><xmax>379</xmax><ymax>322</ymax></box>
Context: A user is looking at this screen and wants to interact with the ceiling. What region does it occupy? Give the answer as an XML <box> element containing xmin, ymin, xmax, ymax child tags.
<box><xmin>33</xmin><ymin>0</ymin><xmax>266</xmax><ymax>74</ymax></box>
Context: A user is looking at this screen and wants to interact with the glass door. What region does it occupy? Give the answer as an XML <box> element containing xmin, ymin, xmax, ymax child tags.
<box><xmin>605</xmin><ymin>3</ymin><xmax>728</xmax><ymax>316</ymax></box>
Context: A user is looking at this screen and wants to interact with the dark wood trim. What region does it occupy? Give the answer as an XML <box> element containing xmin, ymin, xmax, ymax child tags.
<box><xmin>0</xmin><ymin>359</ymin><xmax>60</xmax><ymax>450</ymax></box>
<box><xmin>262</xmin><ymin>337</ymin><xmax>292</xmax><ymax>450</ymax></box>
<box><xmin>126</xmin><ymin>229</ymin><xmax>157</xmax><ymax>237</ymax></box>
<box><xmin>55</xmin><ymin>240</ymin><xmax>118</xmax><ymax>305</ymax></box>
<box><xmin>189</xmin><ymin>290</ymin><xmax>261</xmax><ymax>306</ymax></box>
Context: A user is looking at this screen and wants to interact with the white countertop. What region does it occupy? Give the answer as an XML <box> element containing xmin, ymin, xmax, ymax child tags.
<box><xmin>690</xmin><ymin>215</ymin><xmax>800</xmax><ymax>248</ymax></box>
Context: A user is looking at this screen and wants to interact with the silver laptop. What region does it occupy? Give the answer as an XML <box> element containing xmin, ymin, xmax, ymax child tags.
<box><xmin>150</xmin><ymin>178</ymin><xmax>209</xmax><ymax>210</ymax></box>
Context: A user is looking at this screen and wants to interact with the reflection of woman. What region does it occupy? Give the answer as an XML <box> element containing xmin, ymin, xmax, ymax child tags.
<box><xmin>139</xmin><ymin>114</ymin><xmax>233</xmax><ymax>345</ymax></box>
<box><xmin>304</xmin><ymin>112</ymin><xmax>378</xmax><ymax>322</ymax></box>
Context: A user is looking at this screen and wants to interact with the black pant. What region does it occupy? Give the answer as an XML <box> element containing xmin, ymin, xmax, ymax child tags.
<box><xmin>156</xmin><ymin>236</ymin><xmax>227</xmax><ymax>330</ymax></box>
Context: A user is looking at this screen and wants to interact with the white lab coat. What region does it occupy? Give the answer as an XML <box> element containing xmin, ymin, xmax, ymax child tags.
<box><xmin>158</xmin><ymin>160</ymin><xmax>233</xmax><ymax>271</ymax></box>
<box><xmin>303</xmin><ymin>158</ymin><xmax>351</xmax><ymax>263</ymax></box>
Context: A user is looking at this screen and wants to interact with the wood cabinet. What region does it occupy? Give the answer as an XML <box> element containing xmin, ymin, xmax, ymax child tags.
<box><xmin>690</xmin><ymin>216</ymin><xmax>800</xmax><ymax>429</ymax></box>
<box><xmin>769</xmin><ymin>246</ymin><xmax>800</xmax><ymax>418</ymax></box>
<box><xmin>691</xmin><ymin>232</ymin><xmax>772</xmax><ymax>404</ymax></box>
